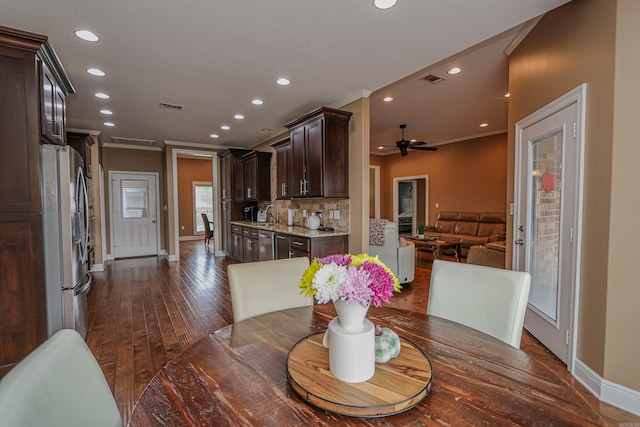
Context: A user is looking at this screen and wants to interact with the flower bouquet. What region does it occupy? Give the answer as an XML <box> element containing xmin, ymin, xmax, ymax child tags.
<box><xmin>300</xmin><ymin>254</ymin><xmax>401</xmax><ymax>383</ymax></box>
<box><xmin>299</xmin><ymin>253</ymin><xmax>401</xmax><ymax>308</ymax></box>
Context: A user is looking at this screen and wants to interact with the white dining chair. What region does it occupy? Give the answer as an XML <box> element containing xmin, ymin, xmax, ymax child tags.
<box><xmin>227</xmin><ymin>257</ymin><xmax>313</xmax><ymax>322</ymax></box>
<box><xmin>427</xmin><ymin>259</ymin><xmax>531</xmax><ymax>348</ymax></box>
<box><xmin>0</xmin><ymin>329</ymin><xmax>123</xmax><ymax>427</ymax></box>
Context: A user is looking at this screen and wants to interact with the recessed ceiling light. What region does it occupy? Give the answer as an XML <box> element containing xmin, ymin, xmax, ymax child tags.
<box><xmin>86</xmin><ymin>68</ymin><xmax>105</xmax><ymax>77</ymax></box>
<box><xmin>220</xmin><ymin>125</ymin><xmax>230</xmax><ymax>130</ymax></box>
<box><xmin>104</xmin><ymin>122</ymin><xmax>115</xmax><ymax>127</ymax></box>
<box><xmin>252</xmin><ymin>99</ymin><xmax>264</xmax><ymax>105</ymax></box>
<box><xmin>262</xmin><ymin>128</ymin><xmax>272</xmax><ymax>132</ymax></box>
<box><xmin>209</xmin><ymin>134</ymin><xmax>219</xmax><ymax>138</ymax></box>
<box><xmin>234</xmin><ymin>114</ymin><xmax>245</xmax><ymax>120</ymax></box>
<box><xmin>378</xmin><ymin>146</ymin><xmax>385</xmax><ymax>150</ymax></box>
<box><xmin>100</xmin><ymin>109</ymin><xmax>113</xmax><ymax>115</ymax></box>
<box><xmin>504</xmin><ymin>93</ymin><xmax>510</xmax><ymax>98</ymax></box>
<box><xmin>94</xmin><ymin>92</ymin><xmax>110</xmax><ymax>99</ymax></box>
<box><xmin>480</xmin><ymin>123</ymin><xmax>489</xmax><ymax>127</ymax></box>
<box><xmin>447</xmin><ymin>66</ymin><xmax>462</xmax><ymax>75</ymax></box>
<box><xmin>374</xmin><ymin>0</ymin><xmax>397</xmax><ymax>10</ymax></box>
<box><xmin>276</xmin><ymin>78</ymin><xmax>290</xmax><ymax>86</ymax></box>
<box><xmin>74</xmin><ymin>30</ymin><xmax>99</xmax><ymax>42</ymax></box>
<box><xmin>383</xmin><ymin>96</ymin><xmax>394</xmax><ymax>102</ymax></box>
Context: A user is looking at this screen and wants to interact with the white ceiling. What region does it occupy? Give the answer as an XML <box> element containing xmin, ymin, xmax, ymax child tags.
<box><xmin>1</xmin><ymin>0</ymin><xmax>570</xmax><ymax>153</ymax></box>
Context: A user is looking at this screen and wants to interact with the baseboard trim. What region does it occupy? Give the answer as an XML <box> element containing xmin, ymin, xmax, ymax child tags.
<box><xmin>90</xmin><ymin>263</ymin><xmax>105</xmax><ymax>272</ymax></box>
<box><xmin>602</xmin><ymin>380</ymin><xmax>640</xmax><ymax>416</ymax></box>
<box><xmin>573</xmin><ymin>358</ymin><xmax>602</xmax><ymax>397</ymax></box>
<box><xmin>574</xmin><ymin>358</ymin><xmax>640</xmax><ymax>416</ymax></box>
<box><xmin>163</xmin><ymin>250</ymin><xmax>179</xmax><ymax>262</ymax></box>
<box><xmin>179</xmin><ymin>235</ymin><xmax>202</xmax><ymax>242</ymax></box>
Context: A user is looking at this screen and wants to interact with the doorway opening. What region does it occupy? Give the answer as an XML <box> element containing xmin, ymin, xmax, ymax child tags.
<box><xmin>392</xmin><ymin>175</ymin><xmax>429</xmax><ymax>236</ymax></box>
<box><xmin>171</xmin><ymin>149</ymin><xmax>219</xmax><ymax>261</ymax></box>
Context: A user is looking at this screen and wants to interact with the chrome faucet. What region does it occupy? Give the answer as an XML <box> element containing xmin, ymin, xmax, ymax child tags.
<box><xmin>265</xmin><ymin>204</ymin><xmax>279</xmax><ymax>225</ymax></box>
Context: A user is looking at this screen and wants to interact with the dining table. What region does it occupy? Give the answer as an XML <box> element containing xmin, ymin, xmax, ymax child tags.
<box><xmin>129</xmin><ymin>305</ymin><xmax>609</xmax><ymax>426</ymax></box>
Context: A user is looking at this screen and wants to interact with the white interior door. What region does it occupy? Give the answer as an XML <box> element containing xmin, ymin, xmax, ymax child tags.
<box><xmin>111</xmin><ymin>172</ymin><xmax>159</xmax><ymax>258</ymax></box>
<box><xmin>514</xmin><ymin>88</ymin><xmax>584</xmax><ymax>368</ymax></box>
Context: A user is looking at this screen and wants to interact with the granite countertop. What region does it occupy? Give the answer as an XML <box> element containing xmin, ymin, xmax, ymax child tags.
<box><xmin>231</xmin><ymin>221</ymin><xmax>349</xmax><ymax>238</ymax></box>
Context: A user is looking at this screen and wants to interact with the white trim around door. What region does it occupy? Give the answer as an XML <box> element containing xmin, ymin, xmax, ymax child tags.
<box><xmin>108</xmin><ymin>170</ymin><xmax>161</xmax><ymax>259</ymax></box>
<box><xmin>171</xmin><ymin>149</ymin><xmax>221</xmax><ymax>262</ymax></box>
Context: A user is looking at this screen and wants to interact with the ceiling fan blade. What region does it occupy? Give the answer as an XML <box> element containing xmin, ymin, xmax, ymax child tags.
<box><xmin>411</xmin><ymin>146</ymin><xmax>438</xmax><ymax>151</ymax></box>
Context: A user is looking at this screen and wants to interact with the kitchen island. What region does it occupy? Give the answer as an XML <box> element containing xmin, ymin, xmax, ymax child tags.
<box><xmin>230</xmin><ymin>221</ymin><xmax>349</xmax><ymax>262</ymax></box>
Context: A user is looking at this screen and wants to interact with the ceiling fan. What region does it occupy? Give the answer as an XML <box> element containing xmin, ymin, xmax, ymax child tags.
<box><xmin>394</xmin><ymin>124</ymin><xmax>438</xmax><ymax>156</ymax></box>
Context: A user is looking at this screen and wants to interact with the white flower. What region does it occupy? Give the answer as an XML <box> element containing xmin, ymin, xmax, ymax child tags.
<box><xmin>312</xmin><ymin>262</ymin><xmax>347</xmax><ymax>304</ymax></box>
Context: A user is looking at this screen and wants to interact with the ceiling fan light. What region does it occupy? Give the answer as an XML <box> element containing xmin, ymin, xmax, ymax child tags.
<box><xmin>374</xmin><ymin>0</ymin><xmax>397</xmax><ymax>10</ymax></box>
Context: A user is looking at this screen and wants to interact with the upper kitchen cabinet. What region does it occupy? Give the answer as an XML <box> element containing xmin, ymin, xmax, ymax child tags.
<box><xmin>271</xmin><ymin>137</ymin><xmax>291</xmax><ymax>200</ymax></box>
<box><xmin>38</xmin><ymin>41</ymin><xmax>74</xmax><ymax>145</ymax></box>
<box><xmin>242</xmin><ymin>151</ymin><xmax>271</xmax><ymax>201</ymax></box>
<box><xmin>66</xmin><ymin>132</ymin><xmax>94</xmax><ymax>179</ymax></box>
<box><xmin>284</xmin><ymin>107</ymin><xmax>352</xmax><ymax>198</ymax></box>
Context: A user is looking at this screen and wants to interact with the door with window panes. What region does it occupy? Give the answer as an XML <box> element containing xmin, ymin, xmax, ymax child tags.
<box><xmin>111</xmin><ymin>172</ymin><xmax>158</xmax><ymax>258</ymax></box>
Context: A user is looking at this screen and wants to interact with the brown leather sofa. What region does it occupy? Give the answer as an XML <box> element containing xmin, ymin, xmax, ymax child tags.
<box><xmin>423</xmin><ymin>211</ymin><xmax>506</xmax><ymax>257</ymax></box>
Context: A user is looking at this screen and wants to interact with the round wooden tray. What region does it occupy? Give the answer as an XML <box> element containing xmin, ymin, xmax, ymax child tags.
<box><xmin>286</xmin><ymin>331</ymin><xmax>433</xmax><ymax>418</ymax></box>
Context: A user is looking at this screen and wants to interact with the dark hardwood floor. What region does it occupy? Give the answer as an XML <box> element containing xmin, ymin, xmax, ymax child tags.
<box><xmin>87</xmin><ymin>241</ymin><xmax>639</xmax><ymax>426</ymax></box>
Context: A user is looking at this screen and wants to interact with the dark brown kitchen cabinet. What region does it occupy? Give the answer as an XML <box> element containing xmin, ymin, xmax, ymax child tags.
<box><xmin>66</xmin><ymin>132</ymin><xmax>94</xmax><ymax>178</ymax></box>
<box><xmin>242</xmin><ymin>227</ymin><xmax>259</xmax><ymax>262</ymax></box>
<box><xmin>242</xmin><ymin>151</ymin><xmax>271</xmax><ymax>201</ymax></box>
<box><xmin>230</xmin><ymin>224</ymin><xmax>244</xmax><ymax>261</ymax></box>
<box><xmin>271</xmin><ymin>138</ymin><xmax>291</xmax><ymax>200</ymax></box>
<box><xmin>220</xmin><ymin>149</ymin><xmax>250</xmax><ymax>257</ymax></box>
<box><xmin>275</xmin><ymin>233</ymin><xmax>348</xmax><ymax>260</ymax></box>
<box><xmin>276</xmin><ymin>233</ymin><xmax>290</xmax><ymax>259</ymax></box>
<box><xmin>40</xmin><ymin>60</ymin><xmax>67</xmax><ymax>145</ymax></box>
<box><xmin>0</xmin><ymin>27</ymin><xmax>74</xmax><ymax>377</ymax></box>
<box><xmin>284</xmin><ymin>107</ymin><xmax>352</xmax><ymax>198</ymax></box>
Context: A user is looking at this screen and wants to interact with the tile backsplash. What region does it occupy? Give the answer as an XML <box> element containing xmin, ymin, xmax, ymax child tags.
<box><xmin>258</xmin><ymin>199</ymin><xmax>350</xmax><ymax>231</ymax></box>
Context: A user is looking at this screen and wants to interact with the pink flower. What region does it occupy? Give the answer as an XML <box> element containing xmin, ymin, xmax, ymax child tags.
<box><xmin>361</xmin><ymin>262</ymin><xmax>395</xmax><ymax>307</ymax></box>
<box><xmin>339</xmin><ymin>266</ymin><xmax>374</xmax><ymax>306</ymax></box>
<box><xmin>318</xmin><ymin>254</ymin><xmax>352</xmax><ymax>267</ymax></box>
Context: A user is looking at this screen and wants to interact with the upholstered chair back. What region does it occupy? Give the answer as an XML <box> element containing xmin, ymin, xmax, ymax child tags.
<box><xmin>227</xmin><ymin>257</ymin><xmax>313</xmax><ymax>322</ymax></box>
<box><xmin>0</xmin><ymin>329</ymin><xmax>123</xmax><ymax>427</ymax></box>
<box><xmin>427</xmin><ymin>260</ymin><xmax>531</xmax><ymax>348</ymax></box>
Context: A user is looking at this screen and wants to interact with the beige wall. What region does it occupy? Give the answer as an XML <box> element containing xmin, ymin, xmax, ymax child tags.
<box><xmin>345</xmin><ymin>97</ymin><xmax>370</xmax><ymax>254</ymax></box>
<box><xmin>606</xmin><ymin>0</ymin><xmax>640</xmax><ymax>391</ymax></box>
<box><xmin>177</xmin><ymin>158</ymin><xmax>213</xmax><ymax>237</ymax></box>
<box><xmin>509</xmin><ymin>0</ymin><xmax>640</xmax><ymax>393</ymax></box>
<box><xmin>371</xmin><ymin>132</ymin><xmax>507</xmax><ymax>224</ymax></box>
<box><xmin>102</xmin><ymin>147</ymin><xmax>166</xmax><ymax>254</ymax></box>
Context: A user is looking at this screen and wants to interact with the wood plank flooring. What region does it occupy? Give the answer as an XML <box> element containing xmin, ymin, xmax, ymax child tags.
<box><xmin>86</xmin><ymin>241</ymin><xmax>639</xmax><ymax>426</ymax></box>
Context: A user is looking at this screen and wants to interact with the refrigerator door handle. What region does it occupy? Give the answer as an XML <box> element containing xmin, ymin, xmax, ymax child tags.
<box><xmin>73</xmin><ymin>273</ymin><xmax>92</xmax><ymax>296</ymax></box>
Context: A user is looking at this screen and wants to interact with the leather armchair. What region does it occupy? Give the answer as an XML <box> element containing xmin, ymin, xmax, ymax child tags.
<box><xmin>368</xmin><ymin>221</ymin><xmax>415</xmax><ymax>284</ymax></box>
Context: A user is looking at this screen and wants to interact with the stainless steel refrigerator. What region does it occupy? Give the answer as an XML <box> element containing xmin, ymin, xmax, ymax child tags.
<box><xmin>41</xmin><ymin>145</ymin><xmax>92</xmax><ymax>339</ymax></box>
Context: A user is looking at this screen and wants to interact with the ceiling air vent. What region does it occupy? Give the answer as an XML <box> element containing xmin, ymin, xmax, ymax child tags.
<box><xmin>421</xmin><ymin>74</ymin><xmax>445</xmax><ymax>84</ymax></box>
<box><xmin>159</xmin><ymin>102</ymin><xmax>184</xmax><ymax>111</ymax></box>
<box><xmin>111</xmin><ymin>137</ymin><xmax>157</xmax><ymax>147</ymax></box>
